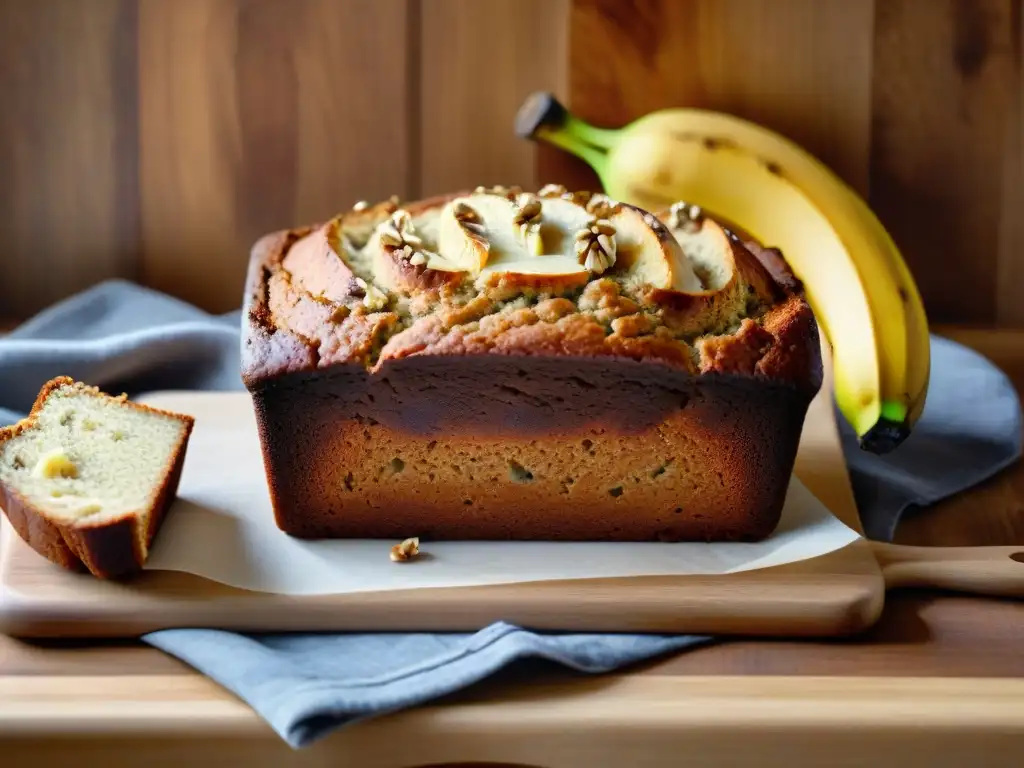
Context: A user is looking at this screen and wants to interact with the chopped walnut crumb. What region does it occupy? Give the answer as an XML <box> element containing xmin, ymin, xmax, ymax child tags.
<box><xmin>537</xmin><ymin>183</ymin><xmax>567</xmax><ymax>198</ymax></box>
<box><xmin>534</xmin><ymin>297</ymin><xmax>576</xmax><ymax>322</ymax></box>
<box><xmin>362</xmin><ymin>286</ymin><xmax>388</xmax><ymax>311</ymax></box>
<box><xmin>378</xmin><ymin>209</ymin><xmax>441</xmax><ymax>266</ymax></box>
<box><xmin>353</xmin><ymin>277</ymin><xmax>390</xmax><ymax>311</ymax></box>
<box><xmin>668</xmin><ymin>201</ymin><xmax>704</xmax><ymax>232</ymax></box>
<box><xmin>513</xmin><ymin>193</ymin><xmax>542</xmax><ymax>224</ymax></box>
<box><xmin>599</xmin><ymin>292</ymin><xmax>638</xmax><ymax>314</ymax></box>
<box><xmin>379</xmin><ymin>210</ymin><xmax>420</xmax><ymax>248</ymax></box>
<box><xmin>611</xmin><ymin>313</ymin><xmax>655</xmax><ymax>337</ymax></box>
<box><xmin>473</xmin><ymin>184</ymin><xmax>521</xmax><ymax>200</ymax></box>
<box><xmin>586</xmin><ymin>193</ymin><xmax>622</xmax><ymax>219</ymax></box>
<box><xmin>390</xmin><ymin>536</ymin><xmax>420</xmax><ymax>562</ymax></box>
<box><xmin>578</xmin><ymin>278</ymin><xmax>620</xmax><ymax>311</ymax></box>
<box><xmin>574</xmin><ymin>220</ymin><xmax>617</xmax><ymax>274</ymax></box>
<box><xmin>512</xmin><ymin>192</ymin><xmax>543</xmax><ymax>254</ymax></box>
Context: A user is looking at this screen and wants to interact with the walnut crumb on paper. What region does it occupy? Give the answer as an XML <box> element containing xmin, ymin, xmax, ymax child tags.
<box><xmin>390</xmin><ymin>537</ymin><xmax>420</xmax><ymax>562</ymax></box>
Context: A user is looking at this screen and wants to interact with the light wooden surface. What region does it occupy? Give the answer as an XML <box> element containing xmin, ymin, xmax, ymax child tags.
<box><xmin>0</xmin><ymin>353</ymin><xmax>886</xmax><ymax>639</ymax></box>
<box><xmin>871</xmin><ymin>540</ymin><xmax>1024</xmax><ymax>597</ymax></box>
<box><xmin>0</xmin><ymin>328</ymin><xmax>1022</xmax><ymax>767</ymax></box>
<box><xmin>0</xmin><ymin>530</ymin><xmax>884</xmax><ymax>639</ymax></box>
<box><xmin>4</xmin><ymin>676</ymin><xmax>1024</xmax><ymax>767</ymax></box>
<box><xmin>1</xmin><ymin>0</ymin><xmax>1022</xmax><ymax>329</ymax></box>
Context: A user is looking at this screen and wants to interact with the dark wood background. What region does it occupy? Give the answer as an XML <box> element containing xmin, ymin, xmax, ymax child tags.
<box><xmin>1</xmin><ymin>0</ymin><xmax>1021</xmax><ymax>327</ymax></box>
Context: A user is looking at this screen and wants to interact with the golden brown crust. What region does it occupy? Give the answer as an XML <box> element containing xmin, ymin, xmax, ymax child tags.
<box><xmin>281</xmin><ymin>220</ymin><xmax>358</xmax><ymax>303</ymax></box>
<box><xmin>241</xmin><ymin>193</ymin><xmax>820</xmax><ymax>391</ymax></box>
<box><xmin>696</xmin><ymin>295</ymin><xmax>821</xmax><ymax>392</ymax></box>
<box><xmin>281</xmin><ymin>193</ymin><xmax>470</xmax><ymax>304</ymax></box>
<box><xmin>240</xmin><ymin>189</ymin><xmax>823</xmax><ymax>544</ymax></box>
<box><xmin>742</xmin><ymin>239</ymin><xmax>804</xmax><ymax>295</ymax></box>
<box><xmin>648</xmin><ymin>213</ymin><xmax>783</xmax><ymax>335</ymax></box>
<box><xmin>242</xmin><ymin>225</ymin><xmax>820</xmax><ymax>394</ymax></box>
<box><xmin>476</xmin><ymin>269</ymin><xmax>591</xmax><ymax>295</ymax></box>
<box><xmin>0</xmin><ymin>377</ymin><xmax>195</xmax><ymax>580</ymax></box>
<box><xmin>377</xmin><ymin>295</ymin><xmax>701</xmax><ymax>373</ymax></box>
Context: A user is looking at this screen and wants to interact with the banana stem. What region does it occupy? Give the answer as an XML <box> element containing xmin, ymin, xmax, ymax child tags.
<box><xmin>534</xmin><ymin>125</ymin><xmax>610</xmax><ymax>178</ymax></box>
<box><xmin>560</xmin><ymin>115</ymin><xmax>620</xmax><ymax>151</ymax></box>
<box><xmin>515</xmin><ymin>91</ymin><xmax>619</xmax><ymax>171</ymax></box>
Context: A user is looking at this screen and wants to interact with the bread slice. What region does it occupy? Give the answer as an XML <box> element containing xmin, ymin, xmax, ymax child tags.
<box><xmin>0</xmin><ymin>377</ymin><xmax>194</xmax><ymax>579</ymax></box>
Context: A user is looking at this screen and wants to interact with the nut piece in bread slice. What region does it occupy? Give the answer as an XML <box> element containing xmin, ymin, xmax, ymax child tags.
<box><xmin>0</xmin><ymin>377</ymin><xmax>195</xmax><ymax>580</ymax></box>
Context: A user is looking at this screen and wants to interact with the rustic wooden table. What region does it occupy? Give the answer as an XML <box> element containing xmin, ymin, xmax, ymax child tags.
<box><xmin>1</xmin><ymin>325</ymin><xmax>1023</xmax><ymax>767</ymax></box>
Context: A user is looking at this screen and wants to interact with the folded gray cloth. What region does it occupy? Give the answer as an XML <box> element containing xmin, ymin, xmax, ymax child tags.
<box><xmin>1</xmin><ymin>280</ymin><xmax>1020</xmax><ymax>749</ymax></box>
<box><xmin>839</xmin><ymin>336</ymin><xmax>1022</xmax><ymax>540</ymax></box>
<box><xmin>145</xmin><ymin>622</ymin><xmax>711</xmax><ymax>747</ymax></box>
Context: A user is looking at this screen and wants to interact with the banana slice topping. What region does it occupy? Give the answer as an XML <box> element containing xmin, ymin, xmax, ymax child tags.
<box><xmin>357</xmin><ymin>188</ymin><xmax>716</xmax><ymax>294</ymax></box>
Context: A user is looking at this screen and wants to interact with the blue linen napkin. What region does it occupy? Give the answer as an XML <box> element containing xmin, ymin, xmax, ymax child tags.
<box><xmin>1</xmin><ymin>280</ymin><xmax>1020</xmax><ymax>748</ymax></box>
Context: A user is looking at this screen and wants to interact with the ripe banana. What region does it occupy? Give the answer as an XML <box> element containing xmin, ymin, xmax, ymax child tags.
<box><xmin>515</xmin><ymin>92</ymin><xmax>930</xmax><ymax>454</ymax></box>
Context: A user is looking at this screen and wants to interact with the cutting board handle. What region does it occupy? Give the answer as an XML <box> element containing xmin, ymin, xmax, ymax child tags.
<box><xmin>871</xmin><ymin>541</ymin><xmax>1024</xmax><ymax>598</ymax></box>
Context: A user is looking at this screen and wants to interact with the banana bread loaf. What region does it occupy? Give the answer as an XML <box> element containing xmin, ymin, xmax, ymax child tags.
<box><xmin>241</xmin><ymin>186</ymin><xmax>822</xmax><ymax>543</ymax></box>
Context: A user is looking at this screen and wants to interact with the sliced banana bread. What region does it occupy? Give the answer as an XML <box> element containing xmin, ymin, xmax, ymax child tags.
<box><xmin>0</xmin><ymin>377</ymin><xmax>194</xmax><ymax>579</ymax></box>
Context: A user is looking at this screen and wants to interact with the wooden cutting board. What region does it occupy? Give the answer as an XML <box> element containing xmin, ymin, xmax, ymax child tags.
<box><xmin>0</xmin><ymin>357</ymin><xmax>886</xmax><ymax>639</ymax></box>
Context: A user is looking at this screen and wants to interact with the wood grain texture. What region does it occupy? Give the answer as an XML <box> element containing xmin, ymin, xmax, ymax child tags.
<box><xmin>997</xmin><ymin>1</ymin><xmax>1024</xmax><ymax>325</ymax></box>
<box><xmin>565</xmin><ymin>0</ymin><xmax>875</xmax><ymax>193</ymax></box>
<box><xmin>872</xmin><ymin>541</ymin><xmax>1024</xmax><ymax>597</ymax></box>
<box><xmin>556</xmin><ymin>0</ymin><xmax>1024</xmax><ymax>326</ymax></box>
<box><xmin>2</xmin><ymin>675</ymin><xmax>1024</xmax><ymax>767</ymax></box>
<box><xmin>0</xmin><ymin>0</ymin><xmax>139</xmax><ymax>320</ymax></box>
<box><xmin>1</xmin><ymin>0</ymin><xmax>1022</xmax><ymax>325</ymax></box>
<box><xmin>418</xmin><ymin>0</ymin><xmax>569</xmax><ymax>196</ymax></box>
<box><xmin>138</xmin><ymin>0</ymin><xmax>411</xmax><ymax>313</ymax></box>
<box><xmin>869</xmin><ymin>0</ymin><xmax>1021</xmax><ymax>326</ymax></box>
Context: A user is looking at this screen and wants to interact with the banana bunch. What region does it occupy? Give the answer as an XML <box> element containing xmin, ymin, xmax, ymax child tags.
<box><xmin>515</xmin><ymin>92</ymin><xmax>929</xmax><ymax>455</ymax></box>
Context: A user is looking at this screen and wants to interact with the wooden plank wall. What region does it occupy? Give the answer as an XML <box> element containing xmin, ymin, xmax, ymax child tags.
<box><xmin>0</xmin><ymin>0</ymin><xmax>568</xmax><ymax>319</ymax></box>
<box><xmin>0</xmin><ymin>0</ymin><xmax>1021</xmax><ymax>328</ymax></box>
<box><xmin>552</xmin><ymin>0</ymin><xmax>1024</xmax><ymax>327</ymax></box>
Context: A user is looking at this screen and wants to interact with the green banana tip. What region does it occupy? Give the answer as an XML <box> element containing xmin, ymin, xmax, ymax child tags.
<box><xmin>858</xmin><ymin>417</ymin><xmax>910</xmax><ymax>455</ymax></box>
<box><xmin>515</xmin><ymin>91</ymin><xmax>568</xmax><ymax>140</ymax></box>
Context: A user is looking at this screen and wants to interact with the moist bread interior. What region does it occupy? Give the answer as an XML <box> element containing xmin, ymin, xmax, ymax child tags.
<box><xmin>0</xmin><ymin>385</ymin><xmax>188</xmax><ymax>542</ymax></box>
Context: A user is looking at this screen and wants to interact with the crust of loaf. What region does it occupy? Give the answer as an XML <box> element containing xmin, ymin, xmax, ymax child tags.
<box><xmin>249</xmin><ymin>357</ymin><xmax>813</xmax><ymax>542</ymax></box>
<box><xmin>0</xmin><ymin>377</ymin><xmax>195</xmax><ymax>579</ymax></box>
<box><xmin>240</xmin><ymin>192</ymin><xmax>824</xmax><ymax>543</ymax></box>
<box><xmin>241</xmin><ymin>237</ymin><xmax>819</xmax><ymax>386</ymax></box>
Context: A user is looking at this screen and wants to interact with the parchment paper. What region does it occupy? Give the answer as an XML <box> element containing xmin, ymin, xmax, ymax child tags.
<box><xmin>143</xmin><ymin>394</ymin><xmax>861</xmax><ymax>595</ymax></box>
